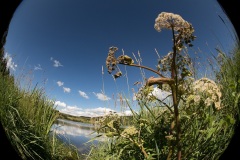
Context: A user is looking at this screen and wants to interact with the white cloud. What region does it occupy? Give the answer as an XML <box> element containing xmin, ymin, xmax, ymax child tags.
<box><xmin>124</xmin><ymin>110</ymin><xmax>133</xmax><ymax>116</ymax></box>
<box><xmin>93</xmin><ymin>92</ymin><xmax>111</xmax><ymax>101</ymax></box>
<box><xmin>63</xmin><ymin>87</ymin><xmax>71</xmax><ymax>93</ymax></box>
<box><xmin>85</xmin><ymin>107</ymin><xmax>114</xmax><ymax>115</ymax></box>
<box><xmin>78</xmin><ymin>90</ymin><xmax>89</xmax><ymax>99</ymax></box>
<box><xmin>54</xmin><ymin>100</ymin><xmax>135</xmax><ymax>118</ymax></box>
<box><xmin>151</xmin><ymin>87</ymin><xmax>171</xmax><ymax>99</ymax></box>
<box><xmin>53</xmin><ymin>60</ymin><xmax>63</xmax><ymax>67</ymax></box>
<box><xmin>118</xmin><ymin>110</ymin><xmax>133</xmax><ymax>116</ymax></box>
<box><xmin>54</xmin><ymin>101</ymin><xmax>114</xmax><ymax>117</ymax></box>
<box><xmin>55</xmin><ymin>101</ymin><xmax>67</xmax><ymax>108</ymax></box>
<box><xmin>50</xmin><ymin>57</ymin><xmax>63</xmax><ymax>67</ymax></box>
<box><xmin>4</xmin><ymin>52</ymin><xmax>17</xmax><ymax>71</ymax></box>
<box><xmin>34</xmin><ymin>64</ymin><xmax>42</xmax><ymax>70</ymax></box>
<box><xmin>57</xmin><ymin>81</ymin><xmax>64</xmax><ymax>87</ymax></box>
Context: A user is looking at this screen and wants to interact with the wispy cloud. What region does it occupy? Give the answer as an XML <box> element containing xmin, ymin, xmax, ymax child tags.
<box><xmin>78</xmin><ymin>90</ymin><xmax>89</xmax><ymax>99</ymax></box>
<box><xmin>57</xmin><ymin>81</ymin><xmax>64</xmax><ymax>87</ymax></box>
<box><xmin>50</xmin><ymin>57</ymin><xmax>63</xmax><ymax>67</ymax></box>
<box><xmin>34</xmin><ymin>64</ymin><xmax>42</xmax><ymax>70</ymax></box>
<box><xmin>93</xmin><ymin>92</ymin><xmax>111</xmax><ymax>101</ymax></box>
<box><xmin>54</xmin><ymin>100</ymin><xmax>133</xmax><ymax>117</ymax></box>
<box><xmin>4</xmin><ymin>52</ymin><xmax>17</xmax><ymax>71</ymax></box>
<box><xmin>63</xmin><ymin>87</ymin><xmax>71</xmax><ymax>93</ymax></box>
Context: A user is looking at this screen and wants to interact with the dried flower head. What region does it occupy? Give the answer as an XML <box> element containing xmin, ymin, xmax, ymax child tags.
<box><xmin>117</xmin><ymin>55</ymin><xmax>134</xmax><ymax>65</ymax></box>
<box><xmin>154</xmin><ymin>12</ymin><xmax>190</xmax><ymax>32</ymax></box>
<box><xmin>154</xmin><ymin>12</ymin><xmax>196</xmax><ymax>48</ymax></box>
<box><xmin>106</xmin><ymin>46</ymin><xmax>118</xmax><ymax>74</ymax></box>
<box><xmin>114</xmin><ymin>71</ymin><xmax>122</xmax><ymax>79</ymax></box>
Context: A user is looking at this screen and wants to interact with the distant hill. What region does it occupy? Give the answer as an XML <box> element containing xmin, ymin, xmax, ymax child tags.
<box><xmin>57</xmin><ymin>111</ymin><xmax>93</xmax><ymax>124</ymax></box>
<box><xmin>56</xmin><ymin>110</ymin><xmax>133</xmax><ymax>126</ymax></box>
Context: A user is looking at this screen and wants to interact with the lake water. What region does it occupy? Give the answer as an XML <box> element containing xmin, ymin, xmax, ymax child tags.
<box><xmin>50</xmin><ymin>119</ymin><xmax>105</xmax><ymax>155</ymax></box>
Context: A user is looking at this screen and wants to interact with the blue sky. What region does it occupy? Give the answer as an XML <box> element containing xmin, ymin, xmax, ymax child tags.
<box><xmin>4</xmin><ymin>0</ymin><xmax>237</xmax><ymax>117</ymax></box>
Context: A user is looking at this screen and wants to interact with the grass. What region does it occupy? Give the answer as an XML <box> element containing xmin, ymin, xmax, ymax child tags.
<box><xmin>87</xmin><ymin>94</ymin><xmax>237</xmax><ymax>159</ymax></box>
<box><xmin>0</xmin><ymin>72</ymin><xmax>82</xmax><ymax>159</ymax></box>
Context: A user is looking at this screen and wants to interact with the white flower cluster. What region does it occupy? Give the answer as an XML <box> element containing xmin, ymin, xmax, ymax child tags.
<box><xmin>121</xmin><ymin>126</ymin><xmax>138</xmax><ymax>137</ymax></box>
<box><xmin>154</xmin><ymin>12</ymin><xmax>190</xmax><ymax>32</ymax></box>
<box><xmin>187</xmin><ymin>78</ymin><xmax>222</xmax><ymax>110</ymax></box>
<box><xmin>96</xmin><ymin>111</ymin><xmax>120</xmax><ymax>128</ymax></box>
<box><xmin>135</xmin><ymin>85</ymin><xmax>154</xmax><ymax>101</ymax></box>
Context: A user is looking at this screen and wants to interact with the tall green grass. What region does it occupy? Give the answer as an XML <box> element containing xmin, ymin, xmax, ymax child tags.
<box><xmin>215</xmin><ymin>44</ymin><xmax>240</xmax><ymax>122</ymax></box>
<box><xmin>0</xmin><ymin>73</ymin><xmax>81</xmax><ymax>159</ymax></box>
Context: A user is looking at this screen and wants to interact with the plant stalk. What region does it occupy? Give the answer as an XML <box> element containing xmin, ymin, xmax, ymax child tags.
<box><xmin>171</xmin><ymin>27</ymin><xmax>181</xmax><ymax>160</ymax></box>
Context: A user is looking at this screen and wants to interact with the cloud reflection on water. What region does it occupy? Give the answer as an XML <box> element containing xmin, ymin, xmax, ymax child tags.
<box><xmin>50</xmin><ymin>119</ymin><xmax>106</xmax><ymax>154</ymax></box>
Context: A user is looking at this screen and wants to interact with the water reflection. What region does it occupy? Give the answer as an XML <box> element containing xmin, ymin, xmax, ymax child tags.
<box><xmin>51</xmin><ymin>119</ymin><xmax>105</xmax><ymax>154</ymax></box>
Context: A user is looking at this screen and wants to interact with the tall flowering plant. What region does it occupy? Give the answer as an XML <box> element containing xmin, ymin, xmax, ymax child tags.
<box><xmin>105</xmin><ymin>12</ymin><xmax>197</xmax><ymax>159</ymax></box>
<box><xmin>95</xmin><ymin>12</ymin><xmax>227</xmax><ymax>160</ymax></box>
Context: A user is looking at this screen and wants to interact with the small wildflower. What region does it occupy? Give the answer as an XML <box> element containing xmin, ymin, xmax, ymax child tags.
<box><xmin>194</xmin><ymin>95</ymin><xmax>201</xmax><ymax>104</ymax></box>
<box><xmin>205</xmin><ymin>98</ymin><xmax>213</xmax><ymax>107</ymax></box>
<box><xmin>140</xmin><ymin>123</ymin><xmax>144</xmax><ymax>127</ymax></box>
<box><xmin>186</xmin><ymin>95</ymin><xmax>195</xmax><ymax>104</ymax></box>
<box><xmin>121</xmin><ymin>126</ymin><xmax>138</xmax><ymax>136</ymax></box>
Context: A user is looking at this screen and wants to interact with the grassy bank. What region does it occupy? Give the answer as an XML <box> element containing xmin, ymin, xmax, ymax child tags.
<box><xmin>0</xmin><ymin>73</ymin><xmax>82</xmax><ymax>159</ymax></box>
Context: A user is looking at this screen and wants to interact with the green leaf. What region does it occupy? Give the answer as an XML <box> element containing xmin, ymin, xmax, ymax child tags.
<box><xmin>181</xmin><ymin>115</ymin><xmax>190</xmax><ymax>120</ymax></box>
<box><xmin>206</xmin><ymin>128</ymin><xmax>215</xmax><ymax>139</ymax></box>
<box><xmin>146</xmin><ymin>126</ymin><xmax>153</xmax><ymax>134</ymax></box>
<box><xmin>229</xmin><ymin>82</ymin><xmax>236</xmax><ymax>89</ymax></box>
<box><xmin>232</xmin><ymin>92</ymin><xmax>236</xmax><ymax>97</ymax></box>
<box><xmin>226</xmin><ymin>115</ymin><xmax>235</xmax><ymax>125</ymax></box>
<box><xmin>155</xmin><ymin>140</ymin><xmax>160</xmax><ymax>159</ymax></box>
